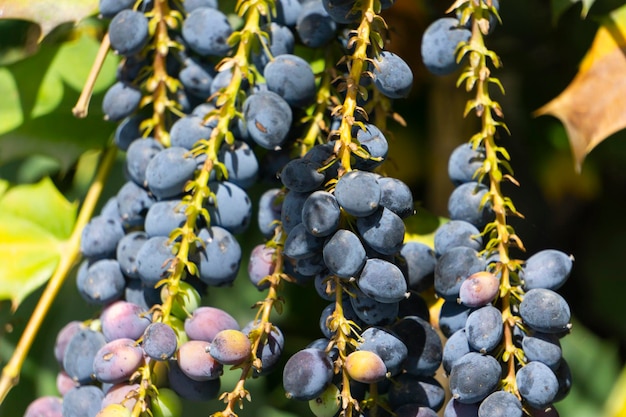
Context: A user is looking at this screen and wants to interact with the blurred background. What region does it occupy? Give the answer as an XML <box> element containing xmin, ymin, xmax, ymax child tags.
<box><xmin>1</xmin><ymin>0</ymin><xmax>626</xmax><ymax>416</ymax></box>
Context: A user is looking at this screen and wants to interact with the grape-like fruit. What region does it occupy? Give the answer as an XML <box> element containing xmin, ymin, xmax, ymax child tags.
<box><xmin>356</xmin><ymin>207</ymin><xmax>405</xmax><ymax>255</ymax></box>
<box><xmin>283</xmin><ymin>348</ymin><xmax>334</xmax><ymax>400</ymax></box>
<box><xmin>519</xmin><ymin>288</ymin><xmax>571</xmax><ymax>333</ymax></box>
<box><xmin>184</xmin><ymin>306</ymin><xmax>239</xmax><ymax>342</ymax></box>
<box><xmin>345</xmin><ymin>350</ymin><xmax>387</xmax><ymax>383</ymax></box>
<box><xmin>443</xmin><ymin>399</ymin><xmax>480</xmax><ymax>417</ymax></box>
<box><xmin>182</xmin><ymin>7</ymin><xmax>232</xmax><ymax>56</ymax></box>
<box><xmin>257</xmin><ymin>188</ymin><xmax>282</xmax><ymax>237</ymax></box>
<box><xmin>209</xmin><ymin>329</ymin><xmax>252</xmax><ymax>365</ymax></box>
<box><xmin>247</xmin><ymin>244</ymin><xmax>275</xmax><ymax>290</ymax></box>
<box><xmin>62</xmin><ymin>386</ymin><xmax>104</xmax><ymax>417</ymax></box>
<box><xmin>334</xmin><ymin>170</ymin><xmax>380</xmax><ymax>217</ymax></box>
<box><xmin>108</xmin><ymin>10</ymin><xmax>149</xmax><ymax>56</ymax></box>
<box><xmin>442</xmin><ymin>329</ymin><xmax>471</xmax><ymax>374</ymax></box>
<box><xmin>144</xmin><ymin>200</ymin><xmax>187</xmax><ymax>238</ymax></box>
<box><xmin>101</xmin><ymin>383</ymin><xmax>139</xmax><ymax>411</ymax></box>
<box><xmin>392</xmin><ymin>316</ymin><xmax>443</xmax><ymax>376</ymax></box>
<box><xmin>358</xmin><ymin>258</ymin><xmax>408</xmax><ymax>303</ymax></box>
<box><xmin>80</xmin><ymin>215</ymin><xmax>125</xmax><ymax>260</ymax></box>
<box><xmin>24</xmin><ymin>396</ymin><xmax>63</xmax><ymax>417</ymax></box>
<box><xmin>280</xmin><ymin>190</ymin><xmax>308</xmax><ymax>234</ymax></box>
<box><xmin>478</xmin><ymin>390</ymin><xmax>523</xmax><ymax>417</ymax></box>
<box><xmin>394</xmin><ymin>404</ymin><xmax>439</xmax><ymax>417</ymax></box>
<box><xmin>264</xmin><ymin>54</ymin><xmax>316</xmax><ymax>107</ymax></box>
<box><xmin>206</xmin><ymin>181</ymin><xmax>252</xmax><ymax>235</ymax></box>
<box><xmin>116</xmin><ymin>231</ymin><xmax>148</xmax><ymax>279</ymax></box>
<box><xmin>371</xmin><ymin>51</ymin><xmax>413</xmax><ymax>98</ymax></box>
<box><xmin>349</xmin><ymin>286</ymin><xmax>399</xmax><ymax>325</ymax></box>
<box><xmin>516</xmin><ymin>361</ymin><xmax>559</xmax><ymax>409</ymax></box>
<box><xmin>242</xmin><ymin>90</ymin><xmax>293</xmax><ymax>150</ymax></box>
<box><xmin>358</xmin><ymin>327</ymin><xmax>408</xmax><ymax>376</ymax></box>
<box><xmin>301</xmin><ymin>191</ymin><xmax>341</xmax><ymax>237</ymax></box>
<box><xmin>76</xmin><ymin>259</ymin><xmax>126</xmax><ymax>305</ymax></box>
<box><xmin>63</xmin><ymin>328</ymin><xmax>106</xmax><ymax>384</ymax></box>
<box><xmin>448</xmin><ymin>181</ymin><xmax>492</xmax><ymax>227</ymax></box>
<box><xmin>284</xmin><ymin>223</ymin><xmax>324</xmax><ymax>260</ymax></box>
<box><xmin>323</xmin><ymin>229</ymin><xmax>367</xmax><ymax>278</ymax></box>
<box><xmin>196</xmin><ymin>226</ymin><xmax>242</xmax><ymax>286</ymax></box>
<box><xmin>145</xmin><ymin>147</ymin><xmax>197</xmax><ymax>200</ymax></box>
<box><xmin>100</xmin><ymin>300</ymin><xmax>151</xmax><ymax>341</ymax></box>
<box><xmin>183</xmin><ymin>0</ymin><xmax>218</xmax><ymax>12</ymax></box>
<box><xmin>179</xmin><ymin>58</ymin><xmax>216</xmax><ymax>100</ymax></box>
<box><xmin>296</xmin><ymin>0</ymin><xmax>337</xmax><ymax>47</ymax></box>
<box><xmin>435</xmin><ymin>246</ymin><xmax>486</xmax><ymax>300</ymax></box>
<box><xmin>167</xmin><ymin>359</ymin><xmax>221</xmax><ymax>401</ymax></box>
<box><xmin>242</xmin><ymin>321</ymin><xmax>285</xmax><ymax>374</ymax></box>
<box><xmin>520</xmin><ymin>249</ymin><xmax>573</xmax><ymax>291</ymax></box>
<box><xmin>116</xmin><ymin>180</ymin><xmax>155</xmax><ymax>227</ymax></box>
<box><xmin>280</xmin><ymin>158</ymin><xmax>325</xmax><ymax>192</ymax></box>
<box><xmin>439</xmin><ymin>302</ymin><xmax>473</xmax><ymax>338</ymax></box>
<box><xmin>218</xmin><ymin>140</ymin><xmax>259</xmax><ymax>189</ymax></box>
<box><xmin>93</xmin><ymin>338</ymin><xmax>144</xmax><ymax>384</ymax></box>
<box><xmin>399</xmin><ymin>241</ymin><xmax>436</xmax><ymax>292</ymax></box>
<box><xmin>142</xmin><ymin>322</ymin><xmax>178</xmax><ymax>361</ymax></box>
<box><xmin>421</xmin><ymin>17</ymin><xmax>471</xmax><ymax>76</ymax></box>
<box><xmin>449</xmin><ymin>352</ymin><xmax>500</xmax><ymax>404</ymax></box>
<box><xmin>135</xmin><ymin>236</ymin><xmax>174</xmax><ymax>287</ymax></box>
<box><xmin>253</xmin><ymin>22</ymin><xmax>295</xmax><ymax>72</ymax></box>
<box><xmin>102</xmin><ymin>81</ymin><xmax>142</xmax><ymax>122</ymax></box>
<box><xmin>98</xmin><ymin>0</ymin><xmax>135</xmax><ymax>17</ymax></box>
<box><xmin>448</xmin><ymin>143</ymin><xmax>485</xmax><ymax>186</ymax></box>
<box><xmin>459</xmin><ymin>271</ymin><xmax>500</xmax><ymax>307</ymax></box>
<box><xmin>169</xmin><ymin>115</ymin><xmax>214</xmax><ymax>150</ymax></box>
<box><xmin>522</xmin><ymin>332</ymin><xmax>562</xmax><ymax>370</ymax></box>
<box><xmin>177</xmin><ymin>340</ymin><xmax>223</xmax><ymax>381</ymax></box>
<box><xmin>465</xmin><ymin>305</ymin><xmax>503</xmax><ymax>353</ymax></box>
<box><xmin>377</xmin><ymin>176</ymin><xmax>413</xmax><ymax>218</ymax></box>
<box><xmin>54</xmin><ymin>321</ymin><xmax>84</xmax><ymax>366</ymax></box>
<box><xmin>434</xmin><ymin>220</ymin><xmax>483</xmax><ymax>256</ymax></box>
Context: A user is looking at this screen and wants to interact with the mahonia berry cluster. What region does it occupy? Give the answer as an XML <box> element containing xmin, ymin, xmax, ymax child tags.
<box><xmin>21</xmin><ymin>0</ymin><xmax>573</xmax><ymax>417</ymax></box>
<box><xmin>421</xmin><ymin>2</ymin><xmax>572</xmax><ymax>417</ymax></box>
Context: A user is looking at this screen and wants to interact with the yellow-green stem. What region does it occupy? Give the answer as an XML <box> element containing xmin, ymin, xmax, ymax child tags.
<box><xmin>464</xmin><ymin>3</ymin><xmax>522</xmax><ymax>394</ymax></box>
<box><xmin>335</xmin><ymin>0</ymin><xmax>376</xmax><ymax>173</ymax></box>
<box><xmin>150</xmin><ymin>0</ymin><xmax>173</xmax><ymax>146</ymax></box>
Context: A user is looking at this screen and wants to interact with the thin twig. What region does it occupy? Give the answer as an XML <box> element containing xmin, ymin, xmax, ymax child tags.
<box><xmin>72</xmin><ymin>33</ymin><xmax>111</xmax><ymax>118</ymax></box>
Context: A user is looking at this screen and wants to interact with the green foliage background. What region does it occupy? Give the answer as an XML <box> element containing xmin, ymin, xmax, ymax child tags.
<box><xmin>1</xmin><ymin>1</ymin><xmax>626</xmax><ymax>416</ymax></box>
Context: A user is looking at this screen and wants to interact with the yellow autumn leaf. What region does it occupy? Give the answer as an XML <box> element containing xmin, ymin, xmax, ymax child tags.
<box><xmin>535</xmin><ymin>5</ymin><xmax>626</xmax><ymax>172</ymax></box>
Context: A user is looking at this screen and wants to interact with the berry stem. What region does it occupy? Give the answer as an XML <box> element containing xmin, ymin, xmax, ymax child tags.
<box><xmin>333</xmin><ymin>0</ymin><xmax>379</xmax><ymax>173</ymax></box>
<box><xmin>453</xmin><ymin>0</ymin><xmax>525</xmax><ymax>396</ymax></box>
<box><xmin>214</xmin><ymin>231</ymin><xmax>288</xmax><ymax>417</ymax></box>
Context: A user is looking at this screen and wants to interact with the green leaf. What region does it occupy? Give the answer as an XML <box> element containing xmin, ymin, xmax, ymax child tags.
<box><xmin>558</xmin><ymin>319</ymin><xmax>620</xmax><ymax>416</ymax></box>
<box><xmin>0</xmin><ymin>0</ymin><xmax>99</xmax><ymax>41</ymax></box>
<box><xmin>0</xmin><ymin>177</ymin><xmax>77</xmax><ymax>308</ymax></box>
<box><xmin>0</xmin><ymin>68</ymin><xmax>24</xmax><ymax>134</ymax></box>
